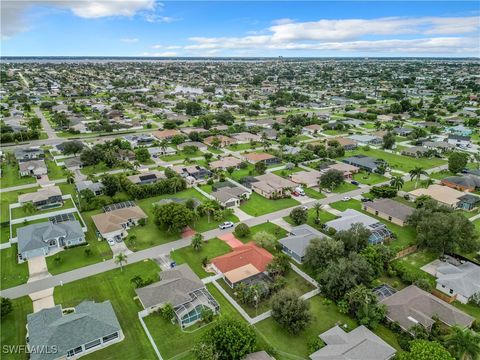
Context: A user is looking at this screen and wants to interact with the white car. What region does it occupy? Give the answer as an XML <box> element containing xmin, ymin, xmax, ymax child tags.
<box><xmin>342</xmin><ymin>196</ymin><xmax>351</xmax><ymax>201</ymax></box>
<box><xmin>219</xmin><ymin>221</ymin><xmax>234</xmax><ymax>230</ymax></box>
<box><xmin>107</xmin><ymin>238</ymin><xmax>115</xmax><ymax>246</ymax></box>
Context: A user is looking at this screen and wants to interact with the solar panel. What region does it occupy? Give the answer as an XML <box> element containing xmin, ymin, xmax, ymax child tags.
<box><xmin>49</xmin><ymin>213</ymin><xmax>75</xmax><ymax>223</ymax></box>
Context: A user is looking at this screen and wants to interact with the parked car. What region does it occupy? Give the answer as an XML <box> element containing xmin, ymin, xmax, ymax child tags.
<box><xmin>351</xmin><ymin>180</ymin><xmax>360</xmax><ymax>185</ymax></box>
<box><xmin>300</xmin><ymin>206</ymin><xmax>308</xmax><ymax>211</ymax></box>
<box><xmin>342</xmin><ymin>196</ymin><xmax>351</xmax><ymax>201</ymax></box>
<box><xmin>291</xmin><ymin>191</ymin><xmax>300</xmax><ymax>197</ymax></box>
<box><xmin>294</xmin><ymin>187</ymin><xmax>305</xmax><ymax>196</ymax></box>
<box><xmin>219</xmin><ymin>221</ymin><xmax>234</xmax><ymax>230</ymax></box>
<box><xmin>361</xmin><ymin>197</ymin><xmax>372</xmax><ymax>202</ymax></box>
<box><xmin>107</xmin><ymin>239</ymin><xmax>115</xmax><ymax>246</ymax></box>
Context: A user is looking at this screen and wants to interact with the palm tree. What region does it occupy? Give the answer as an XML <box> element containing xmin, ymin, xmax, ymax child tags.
<box><xmin>191</xmin><ymin>233</ymin><xmax>203</xmax><ymax>251</ymax></box>
<box><xmin>160</xmin><ymin>139</ymin><xmax>169</xmax><ymax>154</ymax></box>
<box><xmin>389</xmin><ymin>175</ymin><xmax>404</xmax><ymax>191</ymax></box>
<box><xmin>445</xmin><ymin>326</ymin><xmax>480</xmax><ymax>360</ymax></box>
<box><xmin>170</xmin><ymin>176</ymin><xmax>183</xmax><ymax>194</ymax></box>
<box><xmin>313</xmin><ymin>202</ymin><xmax>323</xmax><ymax>224</ymax></box>
<box><xmin>202</xmin><ymin>200</ymin><xmax>217</xmax><ymax>223</ymax></box>
<box><xmin>114</xmin><ymin>252</ymin><xmax>128</xmax><ymax>272</ymax></box>
<box><xmin>22</xmin><ymin>202</ymin><xmax>36</xmax><ymax>215</ymax></box>
<box><xmin>472</xmin><ymin>153</ymin><xmax>480</xmax><ymax>170</ymax></box>
<box><xmin>422</xmin><ymin>177</ymin><xmax>434</xmax><ymax>188</ymax></box>
<box><xmin>65</xmin><ymin>170</ymin><xmax>75</xmax><ymax>184</ymax></box>
<box><xmin>409</xmin><ymin>166</ymin><xmax>428</xmax><ymax>189</ymax></box>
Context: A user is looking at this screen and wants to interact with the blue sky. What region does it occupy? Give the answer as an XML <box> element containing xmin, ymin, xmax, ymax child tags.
<box><xmin>1</xmin><ymin>1</ymin><xmax>479</xmax><ymax>57</ymax></box>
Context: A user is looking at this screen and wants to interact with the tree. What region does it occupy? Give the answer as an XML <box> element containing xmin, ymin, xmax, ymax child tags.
<box><xmin>320</xmin><ymin>169</ymin><xmax>344</xmax><ymax>191</ymax></box>
<box><xmin>235</xmin><ymin>223</ymin><xmax>250</xmax><ymax>238</ymax></box>
<box><xmin>313</xmin><ymin>202</ymin><xmax>323</xmax><ymax>224</ymax></box>
<box><xmin>254</xmin><ymin>161</ymin><xmax>267</xmax><ymax>175</ymax></box>
<box><xmin>448</xmin><ymin>152</ymin><xmax>469</xmax><ymax>174</ymax></box>
<box><xmin>252</xmin><ymin>231</ymin><xmax>276</xmax><ymax>250</ymax></box>
<box><xmin>304</xmin><ymin>237</ymin><xmax>344</xmax><ymax>270</ymax></box>
<box><xmin>397</xmin><ymin>340</ymin><xmax>455</xmax><ymax>360</ymax></box>
<box><xmin>289</xmin><ymin>207</ymin><xmax>308</xmax><ymax>225</ymax></box>
<box><xmin>159</xmin><ymin>303</ymin><xmax>175</xmax><ymax>321</ymax></box>
<box><xmin>191</xmin><ymin>233</ymin><xmax>203</xmax><ymax>251</ymax></box>
<box><xmin>204</xmin><ymin>152</ymin><xmax>213</xmax><ymax>163</ymax></box>
<box><xmin>101</xmin><ymin>175</ymin><xmax>120</xmax><ymax>196</ymax></box>
<box><xmin>61</xmin><ymin>140</ymin><xmax>84</xmax><ymax>156</ymax></box>
<box><xmin>271</xmin><ymin>290</ymin><xmax>311</xmax><ymax>334</ymax></box>
<box><xmin>185</xmin><ymin>101</ymin><xmax>202</xmax><ymax>116</ymax></box>
<box><xmin>444</xmin><ymin>326</ymin><xmax>480</xmax><ymax>360</ymax></box>
<box><xmin>333</xmin><ymin>223</ymin><xmax>371</xmax><ymax>254</ymax></box>
<box><xmin>79</xmin><ymin>188</ymin><xmax>95</xmax><ymax>202</ymax></box>
<box><xmin>390</xmin><ymin>175</ymin><xmax>405</xmax><ymax>191</ymax></box>
<box><xmin>194</xmin><ymin>317</ymin><xmax>256</xmax><ymax>360</ymax></box>
<box><xmin>1</xmin><ymin>297</ymin><xmax>13</xmax><ymax>318</ymax></box>
<box><xmin>267</xmin><ymin>254</ymin><xmax>291</xmax><ymax>277</ymax></box>
<box><xmin>382</xmin><ymin>131</ymin><xmax>396</xmax><ymax>149</ymax></box>
<box><xmin>344</xmin><ymin>285</ymin><xmax>386</xmax><ymax>329</ymax></box>
<box><xmin>154</xmin><ymin>202</ymin><xmax>193</xmax><ymax>232</ymax></box>
<box><xmin>360</xmin><ymin>245</ymin><xmax>394</xmax><ymax>276</ymax></box>
<box><xmin>65</xmin><ymin>170</ymin><xmax>75</xmax><ymax>184</ymax></box>
<box><xmin>115</xmin><ymin>252</ymin><xmax>128</xmax><ymax>271</ymax></box>
<box><xmin>202</xmin><ymin>200</ymin><xmax>218</xmax><ymax>223</ymax></box>
<box><xmin>409</xmin><ymin>167</ymin><xmax>428</xmax><ymax>189</ymax></box>
<box><xmin>135</xmin><ymin>147</ymin><xmax>151</xmax><ymax>163</ymax></box>
<box><xmin>21</xmin><ymin>202</ymin><xmax>36</xmax><ymax>215</ymax></box>
<box><xmin>370</xmin><ymin>185</ymin><xmax>397</xmax><ymax>198</ymax></box>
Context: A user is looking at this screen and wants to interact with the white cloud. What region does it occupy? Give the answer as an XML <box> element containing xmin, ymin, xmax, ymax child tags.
<box><xmin>145</xmin><ymin>14</ymin><xmax>178</xmax><ymax>23</ymax></box>
<box><xmin>121</xmin><ymin>37</ymin><xmax>139</xmax><ymax>43</ymax></box>
<box><xmin>141</xmin><ymin>51</ymin><xmax>177</xmax><ymax>57</ymax></box>
<box><xmin>1</xmin><ymin>0</ymin><xmax>155</xmax><ymax>39</ymax></box>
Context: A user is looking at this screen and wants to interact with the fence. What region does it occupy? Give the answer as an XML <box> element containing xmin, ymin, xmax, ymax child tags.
<box><xmin>393</xmin><ymin>245</ymin><xmax>418</xmax><ymax>260</ymax></box>
<box><xmin>432</xmin><ymin>289</ymin><xmax>457</xmax><ymax>304</ymax></box>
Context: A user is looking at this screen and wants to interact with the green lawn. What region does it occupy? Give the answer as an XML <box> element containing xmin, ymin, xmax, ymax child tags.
<box><xmin>331</xmin><ymin>181</ymin><xmax>358</xmax><ymax>193</ymax></box>
<box><xmin>344</xmin><ymin>148</ymin><xmax>446</xmax><ymax>172</ymax></box>
<box><xmin>229</xmin><ymin>164</ymin><xmax>257</xmax><ymax>181</ymax></box>
<box><xmin>45</xmin><ymin>159</ymin><xmax>67</xmax><ymax>179</ymax></box>
<box><xmin>11</xmin><ymin>198</ymin><xmax>76</xmax><ymax>220</ymax></box>
<box><xmin>239</xmin><ymin>193</ymin><xmax>300</xmax><ymax>216</ymax></box>
<box><xmin>160</xmin><ymin>150</ymin><xmax>204</xmax><ymax>162</ymax></box>
<box><xmin>303</xmin><ymin>188</ymin><xmax>326</xmax><ymax>199</ymax></box>
<box><xmin>392</xmin><ymin>250</ymin><xmax>438</xmax><ymax>286</ymax></box>
<box><xmin>171</xmin><ymin>238</ymin><xmax>231</xmax><ymax>278</ymax></box>
<box><xmin>235</xmin><ymin>222</ymin><xmax>288</xmax><ymax>245</ymax></box>
<box><xmin>227</xmin><ymin>143</ymin><xmax>259</xmax><ymax>151</ymax></box>
<box><xmin>272</xmin><ymin>167</ymin><xmax>303</xmax><ymax>177</ymax></box>
<box><xmin>0</xmin><ymin>163</ymin><xmax>36</xmax><ymax>189</ymax></box>
<box><xmin>53</xmin><ymin>260</ymin><xmax>161</xmax><ymax>360</ymax></box>
<box><xmin>0</xmin><ymin>296</ymin><xmax>32</xmax><ymax>360</ymax></box>
<box><xmin>0</xmin><ymin>187</ymin><xmax>39</xmax><ymax>223</ymax></box>
<box><xmin>1</xmin><ymin>224</ymin><xmax>10</xmax><ymax>244</ymax></box>
<box><xmin>453</xmin><ymin>301</ymin><xmax>480</xmax><ymax>321</ymax></box>
<box><xmin>352</xmin><ymin>171</ymin><xmax>388</xmax><ymax>185</ymax></box>
<box><xmin>1</xmin><ymin>245</ymin><xmax>29</xmax><ymax>290</ymax></box>
<box><xmin>80</xmin><ymin>162</ymin><xmax>123</xmax><ymax>176</ymax></box>
<box><xmin>284</xmin><ymin>208</ymin><xmax>338</xmax><ymax>233</ymax></box>
<box><xmin>144</xmin><ymin>283</ymin><xmax>244</xmax><ymax>360</ymax></box>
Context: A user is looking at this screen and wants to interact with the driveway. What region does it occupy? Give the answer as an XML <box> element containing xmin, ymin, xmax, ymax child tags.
<box><xmin>27</xmin><ymin>256</ymin><xmax>55</xmax><ymax>312</ymax></box>
<box><xmin>218</xmin><ymin>233</ymin><xmax>243</xmax><ymax>248</ymax></box>
<box><xmin>110</xmin><ymin>241</ymin><xmax>132</xmax><ymax>256</ymax></box>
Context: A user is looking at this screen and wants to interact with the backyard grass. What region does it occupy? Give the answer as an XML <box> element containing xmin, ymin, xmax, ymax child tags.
<box><xmin>0</xmin><ymin>163</ymin><xmax>36</xmax><ymax>189</ymax></box>
<box><xmin>160</xmin><ymin>150</ymin><xmax>204</xmax><ymax>162</ymax></box>
<box><xmin>171</xmin><ymin>238</ymin><xmax>231</xmax><ymax>278</ymax></box>
<box><xmin>227</xmin><ymin>143</ymin><xmax>259</xmax><ymax>151</ymax></box>
<box><xmin>344</xmin><ymin>148</ymin><xmax>446</xmax><ymax>172</ymax></box>
<box><xmin>453</xmin><ymin>301</ymin><xmax>480</xmax><ymax>320</ymax></box>
<box><xmin>352</xmin><ymin>171</ymin><xmax>388</xmax><ymax>185</ymax></box>
<box><xmin>80</xmin><ymin>162</ymin><xmax>123</xmax><ymax>176</ymax></box>
<box><xmin>0</xmin><ymin>245</ymin><xmax>29</xmax><ymax>290</ymax></box>
<box><xmin>392</xmin><ymin>250</ymin><xmax>438</xmax><ymax>286</ymax></box>
<box><xmin>53</xmin><ymin>260</ymin><xmax>161</xmax><ymax>360</ymax></box>
<box><xmin>1</xmin><ymin>224</ymin><xmax>10</xmax><ymax>244</ymax></box>
<box><xmin>11</xmin><ymin>198</ymin><xmax>76</xmax><ymax>219</ymax></box>
<box><xmin>272</xmin><ymin>166</ymin><xmax>303</xmax><ymax>177</ymax></box>
<box><xmin>0</xmin><ymin>296</ymin><xmax>32</xmax><ymax>360</ymax></box>
<box><xmin>239</xmin><ymin>193</ymin><xmax>300</xmax><ymax>216</ymax></box>
<box><xmin>45</xmin><ymin>159</ymin><xmax>68</xmax><ymax>179</ymax></box>
<box><xmin>1</xmin><ymin>187</ymin><xmax>39</xmax><ymax>223</ymax></box>
<box><xmin>144</xmin><ymin>283</ymin><xmax>245</xmax><ymax>360</ymax></box>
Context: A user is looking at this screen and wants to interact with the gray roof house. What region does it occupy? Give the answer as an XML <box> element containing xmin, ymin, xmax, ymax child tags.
<box><xmin>14</xmin><ymin>147</ymin><xmax>44</xmax><ymax>162</ymax></box>
<box><xmin>279</xmin><ymin>224</ymin><xmax>324</xmax><ymax>263</ymax></box>
<box><xmin>211</xmin><ymin>185</ymin><xmax>250</xmax><ymax>208</ymax></box>
<box><xmin>135</xmin><ymin>264</ymin><xmax>220</xmax><ymax>328</ymax></box>
<box><xmin>76</xmin><ymin>180</ymin><xmax>104</xmax><ymax>196</ymax></box>
<box><xmin>17</xmin><ymin>220</ymin><xmax>85</xmax><ymax>260</ymax></box>
<box><xmin>347</xmin><ymin>134</ymin><xmax>382</xmax><ymax>145</ymax></box>
<box><xmin>380</xmin><ymin>285</ymin><xmax>474</xmax><ymax>332</ymax></box>
<box><xmin>309</xmin><ymin>325</ymin><xmax>396</xmax><ymax>360</ymax></box>
<box><xmin>342</xmin><ymin>155</ymin><xmax>386</xmax><ymax>173</ymax></box>
<box><xmin>362</xmin><ymin>198</ymin><xmax>414</xmax><ymax>226</ymax></box>
<box><xmin>27</xmin><ymin>300</ymin><xmax>123</xmax><ymax>360</ymax></box>
<box><xmin>435</xmin><ymin>262</ymin><xmax>480</xmax><ymax>304</ymax></box>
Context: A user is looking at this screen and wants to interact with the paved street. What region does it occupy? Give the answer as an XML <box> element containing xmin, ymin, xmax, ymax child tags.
<box><xmin>34</xmin><ymin>107</ymin><xmax>58</xmax><ymax>140</ymax></box>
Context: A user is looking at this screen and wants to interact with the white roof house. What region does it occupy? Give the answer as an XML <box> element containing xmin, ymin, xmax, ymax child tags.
<box><xmin>436</xmin><ymin>262</ymin><xmax>480</xmax><ymax>304</ymax></box>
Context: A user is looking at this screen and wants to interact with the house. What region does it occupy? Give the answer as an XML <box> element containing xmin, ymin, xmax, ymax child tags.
<box><xmin>127</xmin><ymin>170</ymin><xmax>166</xmax><ymax>185</ymax></box>
<box><xmin>401</xmin><ymin>146</ymin><xmax>430</xmax><ymax>158</ymax></box>
<box><xmin>380</xmin><ymin>285</ymin><xmax>474</xmax><ymax>332</ymax></box>
<box><xmin>64</xmin><ymin>156</ymin><xmax>83</xmax><ymax>171</ymax></box>
<box><xmin>393</xmin><ymin>127</ymin><xmax>413</xmax><ymax>137</ymax></box>
<box><xmin>148</xmin><ymin>146</ymin><xmax>176</xmax><ymax>157</ymax></box>
<box><xmin>409</xmin><ymin>184</ymin><xmax>480</xmax><ymax>211</ymax></box>
<box><xmin>179</xmin><ymin>127</ymin><xmax>209</xmax><ymax>136</ymax></box>
<box><xmin>423</xmin><ymin>141</ymin><xmax>455</xmax><ymax>152</ymax></box>
<box><xmin>19</xmin><ymin>159</ymin><xmax>47</xmax><ymax>177</ymax></box>
<box><xmin>91</xmin><ymin>204</ymin><xmax>147</xmax><ymax>241</ymax></box>
<box><xmin>177</xmin><ymin>141</ymin><xmax>208</xmax><ymax>151</ymax></box>
<box><xmin>76</xmin><ymin>180</ymin><xmax>104</xmax><ymax>196</ymax></box>
<box><xmin>331</xmin><ymin>137</ymin><xmax>357</xmax><ymax>150</ymax></box>
<box><xmin>171</xmin><ymin>165</ymin><xmax>211</xmax><ymax>183</ymax></box>
<box><xmin>244</xmin><ymin>351</ymin><xmax>276</xmax><ymax>360</ymax></box>
<box><xmin>342</xmin><ymin>155</ymin><xmax>386</xmax><ymax>173</ymax></box>
<box><xmin>243</xmin><ymin>152</ymin><xmax>280</xmax><ymax>165</ymax></box>
<box><xmin>209</xmin><ymin>156</ymin><xmax>243</xmax><ymax>171</ymax></box>
<box><xmin>203</xmin><ymin>135</ymin><xmax>236</xmax><ymax>148</ymax></box>
<box><xmin>232</xmin><ymin>132</ymin><xmax>261</xmax><ymax>143</ymax></box>
<box><xmin>17</xmin><ymin>220</ymin><xmax>85</xmax><ymax>260</ymax></box>
<box><xmin>347</xmin><ymin>134</ymin><xmax>382</xmax><ymax>146</ymax></box>
<box><xmin>446</xmin><ymin>134</ymin><xmax>471</xmax><ymax>148</ymax></box>
<box><xmin>283</xmin><ymin>145</ymin><xmax>302</xmax><ymax>155</ymax></box>
<box><xmin>250</xmin><ymin>173</ymin><xmax>297</xmax><ymax>199</ymax></box>
<box><xmin>320</xmin><ymin>162</ymin><xmax>360</xmax><ymax>179</ymax></box>
<box><xmin>309</xmin><ymin>325</ymin><xmax>396</xmax><ymax>360</ymax></box>
<box><xmin>124</xmin><ymin>134</ymin><xmax>156</xmax><ymax>148</ymax></box>
<box><xmin>211</xmin><ymin>242</ymin><xmax>273</xmax><ymax>288</ymax></box>
<box><xmin>153</xmin><ymin>129</ymin><xmax>181</xmax><ymax>140</ymax></box>
<box><xmin>435</xmin><ymin>261</ymin><xmax>480</xmax><ymax>304</ymax></box>
<box><xmin>343</xmin><ymin>118</ymin><xmax>365</xmax><ymax>127</ymax></box>
<box><xmin>279</xmin><ymin>224</ymin><xmax>324</xmax><ymax>263</ymax></box>
<box><xmin>363</xmin><ymin>198</ymin><xmax>414</xmax><ymax>226</ymax></box>
<box><xmin>261</xmin><ymin>128</ymin><xmax>278</xmax><ymax>140</ymax></box>
<box><xmin>211</xmin><ymin>184</ymin><xmax>250</xmax><ymax>208</ymax></box>
<box><xmin>18</xmin><ymin>186</ymin><xmax>63</xmax><ymax>209</ymax></box>
<box><xmin>441</xmin><ymin>175</ymin><xmax>480</xmax><ymax>192</ymax></box>
<box><xmin>447</xmin><ymin>125</ymin><xmax>472</xmax><ymax>136</ymax></box>
<box><xmin>135</xmin><ymin>264</ymin><xmax>220</xmax><ymax>328</ymax></box>
<box><xmin>325</xmin><ymin>209</ymin><xmax>394</xmax><ymax>245</ymax></box>
<box><xmin>290</xmin><ymin>170</ymin><xmax>321</xmax><ymax>188</ymax></box>
<box><xmin>14</xmin><ymin>147</ymin><xmax>44</xmax><ymax>162</ymax></box>
<box><xmin>27</xmin><ymin>300</ymin><xmax>123</xmax><ymax>360</ymax></box>
<box><xmin>303</xmin><ymin>124</ymin><xmax>323</xmax><ymax>134</ymax></box>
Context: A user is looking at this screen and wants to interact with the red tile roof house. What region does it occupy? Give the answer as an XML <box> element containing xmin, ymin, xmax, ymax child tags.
<box><xmin>243</xmin><ymin>152</ymin><xmax>280</xmax><ymax>165</ymax></box>
<box><xmin>211</xmin><ymin>243</ymin><xmax>274</xmax><ymax>288</ymax></box>
<box><xmin>153</xmin><ymin>129</ymin><xmax>181</xmax><ymax>140</ymax></box>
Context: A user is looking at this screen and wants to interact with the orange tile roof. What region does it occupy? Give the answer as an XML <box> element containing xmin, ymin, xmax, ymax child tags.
<box><xmin>211</xmin><ymin>242</ymin><xmax>273</xmax><ymax>274</ymax></box>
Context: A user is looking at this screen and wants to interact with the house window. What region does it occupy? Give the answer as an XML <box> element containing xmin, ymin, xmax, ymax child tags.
<box><xmin>375</xmin><ymin>211</ymin><xmax>379</xmax><ymax>216</ymax></box>
<box><xmin>388</xmin><ymin>216</ymin><xmax>392</xmax><ymax>221</ymax></box>
<box><xmin>85</xmin><ymin>339</ymin><xmax>101</xmax><ymax>350</ymax></box>
<box><xmin>449</xmin><ymin>289</ymin><xmax>454</xmax><ymax>294</ymax></box>
<box><xmin>102</xmin><ymin>332</ymin><xmax>119</xmax><ymax>343</ymax></box>
<box><xmin>67</xmin><ymin>346</ymin><xmax>83</xmax><ymax>357</ymax></box>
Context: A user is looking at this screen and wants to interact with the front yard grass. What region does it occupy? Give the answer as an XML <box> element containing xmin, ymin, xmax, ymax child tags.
<box><xmin>237</xmin><ymin>222</ymin><xmax>288</xmax><ymax>244</ymax></box>
<box><xmin>171</xmin><ymin>238</ymin><xmax>231</xmax><ymax>278</ymax></box>
<box><xmin>1</xmin><ymin>245</ymin><xmax>29</xmax><ymax>290</ymax></box>
<box><xmin>331</xmin><ymin>181</ymin><xmax>358</xmax><ymax>193</ymax></box>
<box><xmin>45</xmin><ymin>159</ymin><xmax>67</xmax><ymax>179</ymax></box>
<box><xmin>352</xmin><ymin>171</ymin><xmax>388</xmax><ymax>185</ymax></box>
<box><xmin>0</xmin><ymin>162</ymin><xmax>36</xmax><ymax>189</ymax></box>
<box><xmin>304</xmin><ymin>187</ymin><xmax>326</xmax><ymax>199</ymax></box>
<box><xmin>239</xmin><ymin>193</ymin><xmax>300</xmax><ymax>216</ymax></box>
<box><xmin>0</xmin><ymin>296</ymin><xmax>32</xmax><ymax>360</ymax></box>
<box><xmin>159</xmin><ymin>150</ymin><xmax>204</xmax><ymax>162</ymax></box>
<box><xmin>272</xmin><ymin>167</ymin><xmax>303</xmax><ymax>177</ymax></box>
<box><xmin>284</xmin><ymin>208</ymin><xmax>338</xmax><ymax>233</ymax></box>
<box><xmin>54</xmin><ymin>260</ymin><xmax>161</xmax><ymax>360</ymax></box>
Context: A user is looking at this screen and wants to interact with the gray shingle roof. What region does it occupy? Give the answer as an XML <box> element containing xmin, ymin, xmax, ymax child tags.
<box><xmin>27</xmin><ymin>301</ymin><xmax>121</xmax><ymax>360</ymax></box>
<box><xmin>364</xmin><ymin>198</ymin><xmax>414</xmax><ymax>222</ymax></box>
<box><xmin>436</xmin><ymin>262</ymin><xmax>480</xmax><ymax>299</ymax></box>
<box><xmin>279</xmin><ymin>224</ymin><xmax>324</xmax><ymax>258</ymax></box>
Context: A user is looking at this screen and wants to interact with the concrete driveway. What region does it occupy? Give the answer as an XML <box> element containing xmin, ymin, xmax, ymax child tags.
<box><xmin>110</xmin><ymin>241</ymin><xmax>132</xmax><ymax>256</ymax></box>
<box><xmin>27</xmin><ymin>256</ymin><xmax>55</xmax><ymax>312</ymax></box>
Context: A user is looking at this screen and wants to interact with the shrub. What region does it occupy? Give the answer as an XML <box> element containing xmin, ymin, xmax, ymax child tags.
<box><xmin>235</xmin><ymin>223</ymin><xmax>250</xmax><ymax>238</ymax></box>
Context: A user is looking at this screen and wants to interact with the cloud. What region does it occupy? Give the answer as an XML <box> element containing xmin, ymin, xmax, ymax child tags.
<box><xmin>183</xmin><ymin>15</ymin><xmax>480</xmax><ymax>56</ymax></box>
<box><xmin>141</xmin><ymin>51</ymin><xmax>177</xmax><ymax>57</ymax></box>
<box><xmin>1</xmin><ymin>0</ymin><xmax>155</xmax><ymax>39</ymax></box>
<box><xmin>145</xmin><ymin>14</ymin><xmax>178</xmax><ymax>23</ymax></box>
<box><xmin>121</xmin><ymin>37</ymin><xmax>139</xmax><ymax>43</ymax></box>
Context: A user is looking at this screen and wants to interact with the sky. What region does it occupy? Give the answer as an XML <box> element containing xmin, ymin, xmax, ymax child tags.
<box><xmin>1</xmin><ymin>1</ymin><xmax>479</xmax><ymax>57</ymax></box>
